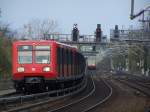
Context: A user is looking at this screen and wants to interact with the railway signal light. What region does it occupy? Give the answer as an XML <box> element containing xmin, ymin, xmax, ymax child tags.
<box><xmin>95</xmin><ymin>24</ymin><xmax>101</xmax><ymax>42</ymax></box>
<box><xmin>114</xmin><ymin>25</ymin><xmax>119</xmax><ymax>38</ymax></box>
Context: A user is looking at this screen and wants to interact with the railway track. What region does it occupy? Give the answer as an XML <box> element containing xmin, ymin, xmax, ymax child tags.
<box><xmin>0</xmin><ymin>76</ymin><xmax>113</xmax><ymax>112</ymax></box>
<box><xmin>128</xmin><ymin>78</ymin><xmax>150</xmax><ymax>90</ymax></box>
<box><xmin>47</xmin><ymin>77</ymin><xmax>112</xmax><ymax>112</ymax></box>
<box><xmin>128</xmin><ymin>75</ymin><xmax>150</xmax><ymax>85</ymax></box>
<box><xmin>0</xmin><ymin>77</ymin><xmax>87</xmax><ymax>112</ymax></box>
<box><xmin>116</xmin><ymin>78</ymin><xmax>150</xmax><ymax>97</ymax></box>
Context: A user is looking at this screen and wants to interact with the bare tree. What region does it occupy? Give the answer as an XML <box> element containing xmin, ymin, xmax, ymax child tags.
<box><xmin>19</xmin><ymin>18</ymin><xmax>59</xmax><ymax>39</ymax></box>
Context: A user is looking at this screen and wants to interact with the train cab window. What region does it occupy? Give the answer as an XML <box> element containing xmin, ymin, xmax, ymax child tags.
<box><xmin>35</xmin><ymin>46</ymin><xmax>50</xmax><ymax>64</ymax></box>
<box><xmin>17</xmin><ymin>45</ymin><xmax>32</xmax><ymax>64</ymax></box>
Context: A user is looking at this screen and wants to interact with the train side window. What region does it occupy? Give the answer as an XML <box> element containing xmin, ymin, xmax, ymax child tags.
<box><xmin>79</xmin><ymin>54</ymin><xmax>81</xmax><ymax>74</ymax></box>
<box><xmin>69</xmin><ymin>50</ymin><xmax>71</xmax><ymax>76</ymax></box>
<box><xmin>57</xmin><ymin>47</ymin><xmax>60</xmax><ymax>75</ymax></box>
<box><xmin>70</xmin><ymin>51</ymin><xmax>72</xmax><ymax>75</ymax></box>
<box><xmin>64</xmin><ymin>49</ymin><xmax>67</xmax><ymax>76</ymax></box>
<box><xmin>75</xmin><ymin>53</ymin><xmax>77</xmax><ymax>75</ymax></box>
<box><xmin>60</xmin><ymin>48</ymin><xmax>62</xmax><ymax>76</ymax></box>
<box><xmin>67</xmin><ymin>50</ymin><xmax>69</xmax><ymax>76</ymax></box>
<box><xmin>62</xmin><ymin>48</ymin><xmax>64</xmax><ymax>77</ymax></box>
<box><xmin>80</xmin><ymin>55</ymin><xmax>82</xmax><ymax>74</ymax></box>
<box><xmin>74</xmin><ymin>53</ymin><xmax>76</xmax><ymax>75</ymax></box>
<box><xmin>74</xmin><ymin>52</ymin><xmax>76</xmax><ymax>75</ymax></box>
<box><xmin>66</xmin><ymin>49</ymin><xmax>69</xmax><ymax>76</ymax></box>
<box><xmin>77</xmin><ymin>53</ymin><xmax>79</xmax><ymax>75</ymax></box>
<box><xmin>78</xmin><ymin>54</ymin><xmax>80</xmax><ymax>74</ymax></box>
<box><xmin>72</xmin><ymin>52</ymin><xmax>74</xmax><ymax>76</ymax></box>
<box><xmin>73</xmin><ymin>52</ymin><xmax>75</xmax><ymax>75</ymax></box>
<box><xmin>72</xmin><ymin>51</ymin><xmax>74</xmax><ymax>75</ymax></box>
<box><xmin>77</xmin><ymin>53</ymin><xmax>79</xmax><ymax>74</ymax></box>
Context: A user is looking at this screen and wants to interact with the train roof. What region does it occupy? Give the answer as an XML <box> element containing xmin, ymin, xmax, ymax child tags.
<box><xmin>13</xmin><ymin>40</ymin><xmax>77</xmax><ymax>50</ymax></box>
<box><xmin>13</xmin><ymin>40</ymin><xmax>56</xmax><ymax>44</ymax></box>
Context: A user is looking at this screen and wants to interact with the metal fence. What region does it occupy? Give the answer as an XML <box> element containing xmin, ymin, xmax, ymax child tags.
<box><xmin>43</xmin><ymin>34</ymin><xmax>96</xmax><ymax>42</ymax></box>
<box><xmin>110</xmin><ymin>29</ymin><xmax>150</xmax><ymax>41</ymax></box>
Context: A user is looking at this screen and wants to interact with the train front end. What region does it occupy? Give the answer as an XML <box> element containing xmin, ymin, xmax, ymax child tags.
<box><xmin>12</xmin><ymin>41</ymin><xmax>57</xmax><ymax>92</ymax></box>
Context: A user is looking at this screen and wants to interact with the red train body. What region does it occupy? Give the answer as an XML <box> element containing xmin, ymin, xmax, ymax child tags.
<box><xmin>12</xmin><ymin>40</ymin><xmax>86</xmax><ymax>92</ymax></box>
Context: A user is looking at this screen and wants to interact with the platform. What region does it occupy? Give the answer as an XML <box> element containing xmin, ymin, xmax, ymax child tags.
<box><xmin>0</xmin><ymin>89</ymin><xmax>15</xmax><ymax>96</ymax></box>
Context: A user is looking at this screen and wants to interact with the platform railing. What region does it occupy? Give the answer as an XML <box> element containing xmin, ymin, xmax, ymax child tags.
<box><xmin>110</xmin><ymin>29</ymin><xmax>150</xmax><ymax>42</ymax></box>
<box><xmin>43</xmin><ymin>34</ymin><xmax>96</xmax><ymax>42</ymax></box>
<box><xmin>0</xmin><ymin>77</ymin><xmax>87</xmax><ymax>109</ymax></box>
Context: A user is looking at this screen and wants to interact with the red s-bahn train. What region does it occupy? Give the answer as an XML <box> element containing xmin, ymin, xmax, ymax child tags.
<box><xmin>12</xmin><ymin>40</ymin><xmax>86</xmax><ymax>92</ymax></box>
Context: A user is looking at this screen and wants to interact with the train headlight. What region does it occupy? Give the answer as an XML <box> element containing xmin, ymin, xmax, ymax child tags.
<box><xmin>17</xmin><ymin>67</ymin><xmax>24</xmax><ymax>72</ymax></box>
<box><xmin>43</xmin><ymin>67</ymin><xmax>50</xmax><ymax>72</ymax></box>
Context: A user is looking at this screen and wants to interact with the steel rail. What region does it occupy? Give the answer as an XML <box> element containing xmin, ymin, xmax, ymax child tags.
<box><xmin>48</xmin><ymin>77</ymin><xmax>113</xmax><ymax>112</ymax></box>
<box><xmin>127</xmin><ymin>79</ymin><xmax>150</xmax><ymax>90</ymax></box>
<box><xmin>116</xmin><ymin>79</ymin><xmax>150</xmax><ymax>97</ymax></box>
<box><xmin>81</xmin><ymin>78</ymin><xmax>113</xmax><ymax>112</ymax></box>
<box><xmin>48</xmin><ymin>76</ymin><xmax>95</xmax><ymax>112</ymax></box>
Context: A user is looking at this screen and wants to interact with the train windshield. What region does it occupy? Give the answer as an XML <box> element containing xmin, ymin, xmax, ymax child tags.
<box><xmin>35</xmin><ymin>46</ymin><xmax>50</xmax><ymax>64</ymax></box>
<box><xmin>17</xmin><ymin>45</ymin><xmax>32</xmax><ymax>64</ymax></box>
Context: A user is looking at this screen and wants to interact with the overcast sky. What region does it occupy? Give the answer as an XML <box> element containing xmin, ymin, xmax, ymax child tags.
<box><xmin>0</xmin><ymin>0</ymin><xmax>149</xmax><ymax>36</ymax></box>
